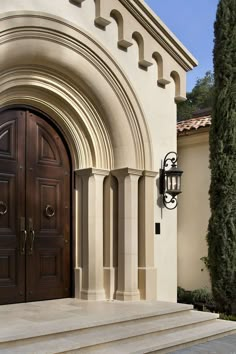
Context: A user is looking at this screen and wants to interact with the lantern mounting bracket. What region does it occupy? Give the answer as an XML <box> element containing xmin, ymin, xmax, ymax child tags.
<box><xmin>160</xmin><ymin>151</ymin><xmax>183</xmax><ymax>210</ymax></box>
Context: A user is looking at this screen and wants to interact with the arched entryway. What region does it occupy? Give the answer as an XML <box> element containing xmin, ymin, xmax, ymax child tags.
<box><xmin>0</xmin><ymin>12</ymin><xmax>157</xmax><ymax>302</ymax></box>
<box><xmin>0</xmin><ymin>108</ymin><xmax>72</xmax><ymax>305</ymax></box>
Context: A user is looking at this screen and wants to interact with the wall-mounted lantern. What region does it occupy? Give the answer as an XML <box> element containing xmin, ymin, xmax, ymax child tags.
<box><xmin>160</xmin><ymin>152</ymin><xmax>183</xmax><ymax>210</ymax></box>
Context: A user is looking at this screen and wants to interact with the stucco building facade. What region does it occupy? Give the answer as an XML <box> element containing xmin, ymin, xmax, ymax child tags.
<box><xmin>177</xmin><ymin>115</ymin><xmax>211</xmax><ymax>291</ymax></box>
<box><xmin>0</xmin><ymin>0</ymin><xmax>197</xmax><ymax>305</ymax></box>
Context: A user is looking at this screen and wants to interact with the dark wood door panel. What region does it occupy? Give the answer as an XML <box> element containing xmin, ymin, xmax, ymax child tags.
<box><xmin>0</xmin><ymin>109</ymin><xmax>71</xmax><ymax>305</ymax></box>
<box><xmin>0</xmin><ymin>110</ymin><xmax>26</xmax><ymax>305</ymax></box>
<box><xmin>36</xmin><ymin>177</ymin><xmax>63</xmax><ymax>235</ymax></box>
<box><xmin>0</xmin><ymin>174</ymin><xmax>16</xmax><ymax>234</ymax></box>
<box><xmin>0</xmin><ymin>119</ymin><xmax>17</xmax><ymax>161</ymax></box>
<box><xmin>26</xmin><ymin>111</ymin><xmax>71</xmax><ymax>302</ymax></box>
<box><xmin>26</xmin><ymin>246</ymin><xmax>70</xmax><ymax>301</ymax></box>
<box><xmin>0</xmin><ymin>249</ymin><xmax>17</xmax><ymax>286</ymax></box>
<box><xmin>36</xmin><ymin>123</ymin><xmax>62</xmax><ymax>167</ymax></box>
<box><xmin>0</xmin><ymin>249</ymin><xmax>22</xmax><ymax>304</ymax></box>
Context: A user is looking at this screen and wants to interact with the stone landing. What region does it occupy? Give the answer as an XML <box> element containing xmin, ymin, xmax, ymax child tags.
<box><xmin>0</xmin><ymin>299</ymin><xmax>236</xmax><ymax>353</ymax></box>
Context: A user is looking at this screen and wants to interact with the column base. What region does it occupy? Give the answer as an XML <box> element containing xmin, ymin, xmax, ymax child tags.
<box><xmin>74</xmin><ymin>267</ymin><xmax>83</xmax><ymax>299</ymax></box>
<box><xmin>81</xmin><ymin>289</ymin><xmax>106</xmax><ymax>301</ymax></box>
<box><xmin>116</xmin><ymin>290</ymin><xmax>140</xmax><ymax>301</ymax></box>
<box><xmin>104</xmin><ymin>267</ymin><xmax>117</xmax><ymax>300</ymax></box>
<box><xmin>138</xmin><ymin>267</ymin><xmax>157</xmax><ymax>300</ymax></box>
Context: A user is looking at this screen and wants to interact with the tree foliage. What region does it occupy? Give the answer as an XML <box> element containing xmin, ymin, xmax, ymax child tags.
<box><xmin>177</xmin><ymin>71</ymin><xmax>214</xmax><ymax>121</ymax></box>
<box><xmin>207</xmin><ymin>0</ymin><xmax>236</xmax><ymax>314</ymax></box>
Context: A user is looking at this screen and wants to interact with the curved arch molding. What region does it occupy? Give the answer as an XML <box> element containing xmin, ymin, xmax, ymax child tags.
<box><xmin>0</xmin><ymin>11</ymin><xmax>153</xmax><ymax>170</ymax></box>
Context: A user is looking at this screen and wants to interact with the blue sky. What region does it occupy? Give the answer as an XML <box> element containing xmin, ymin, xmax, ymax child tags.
<box><xmin>145</xmin><ymin>0</ymin><xmax>219</xmax><ymax>91</ymax></box>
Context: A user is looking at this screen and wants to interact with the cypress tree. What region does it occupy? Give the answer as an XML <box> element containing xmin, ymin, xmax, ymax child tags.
<box><xmin>207</xmin><ymin>0</ymin><xmax>236</xmax><ymax>314</ymax></box>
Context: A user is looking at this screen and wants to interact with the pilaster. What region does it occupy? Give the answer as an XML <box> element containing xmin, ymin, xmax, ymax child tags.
<box><xmin>112</xmin><ymin>168</ymin><xmax>142</xmax><ymax>301</ymax></box>
<box><xmin>76</xmin><ymin>168</ymin><xmax>109</xmax><ymax>300</ymax></box>
<box><xmin>74</xmin><ymin>174</ymin><xmax>83</xmax><ymax>299</ymax></box>
<box><xmin>103</xmin><ymin>175</ymin><xmax>118</xmax><ymax>299</ymax></box>
<box><xmin>138</xmin><ymin>170</ymin><xmax>158</xmax><ymax>300</ymax></box>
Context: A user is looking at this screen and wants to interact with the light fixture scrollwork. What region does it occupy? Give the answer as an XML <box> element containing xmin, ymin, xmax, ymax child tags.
<box><xmin>160</xmin><ymin>152</ymin><xmax>183</xmax><ymax>210</ymax></box>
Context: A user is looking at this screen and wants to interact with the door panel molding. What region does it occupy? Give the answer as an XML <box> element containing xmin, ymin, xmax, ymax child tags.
<box><xmin>0</xmin><ymin>110</ymin><xmax>26</xmax><ymax>305</ymax></box>
<box><xmin>0</xmin><ymin>108</ymin><xmax>71</xmax><ymax>305</ymax></box>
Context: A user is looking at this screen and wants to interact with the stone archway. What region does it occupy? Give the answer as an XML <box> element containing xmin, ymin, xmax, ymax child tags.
<box><xmin>0</xmin><ymin>11</ymin><xmax>157</xmax><ymax>301</ymax></box>
<box><xmin>0</xmin><ymin>11</ymin><xmax>153</xmax><ymax>171</ymax></box>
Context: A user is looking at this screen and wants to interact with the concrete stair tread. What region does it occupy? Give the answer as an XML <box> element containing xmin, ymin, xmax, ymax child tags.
<box><xmin>0</xmin><ymin>311</ymin><xmax>224</xmax><ymax>353</ymax></box>
<box><xmin>0</xmin><ymin>301</ymin><xmax>193</xmax><ymax>343</ymax></box>
<box><xmin>80</xmin><ymin>320</ymin><xmax>236</xmax><ymax>354</ymax></box>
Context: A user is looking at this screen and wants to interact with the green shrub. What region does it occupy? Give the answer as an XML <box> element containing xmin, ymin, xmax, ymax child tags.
<box><xmin>219</xmin><ymin>313</ymin><xmax>236</xmax><ymax>321</ymax></box>
<box><xmin>177</xmin><ymin>287</ymin><xmax>215</xmax><ymax>306</ymax></box>
<box><xmin>192</xmin><ymin>288</ymin><xmax>214</xmax><ymax>304</ymax></box>
<box><xmin>177</xmin><ymin>287</ymin><xmax>193</xmax><ymax>304</ymax></box>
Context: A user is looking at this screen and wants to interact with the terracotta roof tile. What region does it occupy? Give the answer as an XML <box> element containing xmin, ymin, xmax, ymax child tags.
<box><xmin>177</xmin><ymin>115</ymin><xmax>211</xmax><ymax>134</ymax></box>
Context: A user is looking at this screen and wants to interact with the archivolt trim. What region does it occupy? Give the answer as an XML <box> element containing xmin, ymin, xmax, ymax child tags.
<box><xmin>0</xmin><ymin>66</ymin><xmax>114</xmax><ymax>170</ymax></box>
<box><xmin>0</xmin><ymin>12</ymin><xmax>153</xmax><ymax>169</ymax></box>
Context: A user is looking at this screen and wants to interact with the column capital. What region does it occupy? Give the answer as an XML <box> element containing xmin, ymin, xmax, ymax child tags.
<box><xmin>112</xmin><ymin>167</ymin><xmax>142</xmax><ymax>178</ymax></box>
<box><xmin>70</xmin><ymin>0</ymin><xmax>85</xmax><ymax>4</ymax></box>
<box><xmin>75</xmin><ymin>168</ymin><xmax>109</xmax><ymax>177</ymax></box>
<box><xmin>142</xmin><ymin>170</ymin><xmax>158</xmax><ymax>177</ymax></box>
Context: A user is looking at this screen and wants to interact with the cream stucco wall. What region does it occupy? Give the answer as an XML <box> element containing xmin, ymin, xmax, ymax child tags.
<box><xmin>177</xmin><ymin>131</ymin><xmax>211</xmax><ymax>290</ymax></box>
<box><xmin>0</xmin><ymin>0</ymin><xmax>197</xmax><ymax>302</ymax></box>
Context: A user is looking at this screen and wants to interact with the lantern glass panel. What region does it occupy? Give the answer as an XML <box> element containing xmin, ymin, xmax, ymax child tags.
<box><xmin>172</xmin><ymin>175</ymin><xmax>178</xmax><ymax>190</ymax></box>
<box><xmin>167</xmin><ymin>175</ymin><xmax>172</xmax><ymax>191</ymax></box>
<box><xmin>165</xmin><ymin>175</ymin><xmax>168</xmax><ymax>191</ymax></box>
<box><xmin>177</xmin><ymin>175</ymin><xmax>181</xmax><ymax>191</ymax></box>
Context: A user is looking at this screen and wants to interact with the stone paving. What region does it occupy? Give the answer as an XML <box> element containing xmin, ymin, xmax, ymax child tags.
<box><xmin>172</xmin><ymin>333</ymin><xmax>236</xmax><ymax>354</ymax></box>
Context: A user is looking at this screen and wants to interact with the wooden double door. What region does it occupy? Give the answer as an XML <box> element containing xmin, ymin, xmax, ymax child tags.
<box><xmin>0</xmin><ymin>109</ymin><xmax>71</xmax><ymax>305</ymax></box>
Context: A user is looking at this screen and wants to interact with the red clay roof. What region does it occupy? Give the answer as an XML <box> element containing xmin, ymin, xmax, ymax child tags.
<box><xmin>177</xmin><ymin>115</ymin><xmax>211</xmax><ymax>134</ymax></box>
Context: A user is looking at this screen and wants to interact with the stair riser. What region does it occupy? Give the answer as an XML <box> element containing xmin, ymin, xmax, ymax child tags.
<box><xmin>72</xmin><ymin>328</ymin><xmax>236</xmax><ymax>354</ymax></box>
<box><xmin>65</xmin><ymin>320</ymin><xmax>220</xmax><ymax>353</ymax></box>
<box><xmin>150</xmin><ymin>329</ymin><xmax>236</xmax><ymax>354</ymax></box>
<box><xmin>0</xmin><ymin>309</ymin><xmax>194</xmax><ymax>347</ymax></box>
<box><xmin>0</xmin><ymin>317</ymin><xmax>218</xmax><ymax>352</ymax></box>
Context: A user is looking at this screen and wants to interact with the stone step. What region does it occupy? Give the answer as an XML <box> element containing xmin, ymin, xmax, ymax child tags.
<box><xmin>79</xmin><ymin>320</ymin><xmax>236</xmax><ymax>354</ymax></box>
<box><xmin>0</xmin><ymin>301</ymin><xmax>193</xmax><ymax>344</ymax></box>
<box><xmin>0</xmin><ymin>310</ymin><xmax>222</xmax><ymax>353</ymax></box>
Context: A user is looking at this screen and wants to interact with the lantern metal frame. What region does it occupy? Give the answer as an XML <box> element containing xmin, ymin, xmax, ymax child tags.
<box><xmin>159</xmin><ymin>151</ymin><xmax>183</xmax><ymax>210</ymax></box>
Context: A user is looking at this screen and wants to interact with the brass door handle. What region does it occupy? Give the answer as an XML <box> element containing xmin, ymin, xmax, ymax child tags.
<box><xmin>21</xmin><ymin>230</ymin><xmax>27</xmax><ymax>255</ymax></box>
<box><xmin>29</xmin><ymin>229</ymin><xmax>35</xmax><ymax>255</ymax></box>
<box><xmin>20</xmin><ymin>217</ymin><xmax>27</xmax><ymax>255</ymax></box>
<box><xmin>28</xmin><ymin>218</ymin><xmax>35</xmax><ymax>255</ymax></box>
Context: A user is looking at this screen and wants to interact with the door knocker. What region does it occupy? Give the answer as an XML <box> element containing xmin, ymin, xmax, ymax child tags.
<box><xmin>0</xmin><ymin>201</ymin><xmax>7</xmax><ymax>216</ymax></box>
<box><xmin>45</xmin><ymin>204</ymin><xmax>55</xmax><ymax>218</ymax></box>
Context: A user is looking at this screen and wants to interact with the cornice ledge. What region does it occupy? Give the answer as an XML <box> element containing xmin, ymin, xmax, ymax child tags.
<box><xmin>142</xmin><ymin>170</ymin><xmax>158</xmax><ymax>177</ymax></box>
<box><xmin>112</xmin><ymin>167</ymin><xmax>143</xmax><ymax>177</ymax></box>
<box><xmin>119</xmin><ymin>0</ymin><xmax>198</xmax><ymax>71</ymax></box>
<box><xmin>75</xmin><ymin>168</ymin><xmax>110</xmax><ymax>176</ymax></box>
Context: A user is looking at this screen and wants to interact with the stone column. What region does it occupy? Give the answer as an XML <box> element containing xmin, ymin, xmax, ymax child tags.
<box><xmin>74</xmin><ymin>173</ymin><xmax>83</xmax><ymax>298</ymax></box>
<box><xmin>103</xmin><ymin>175</ymin><xmax>118</xmax><ymax>299</ymax></box>
<box><xmin>76</xmin><ymin>168</ymin><xmax>109</xmax><ymax>300</ymax></box>
<box><xmin>112</xmin><ymin>168</ymin><xmax>142</xmax><ymax>301</ymax></box>
<box><xmin>138</xmin><ymin>170</ymin><xmax>158</xmax><ymax>300</ymax></box>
